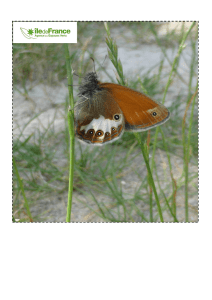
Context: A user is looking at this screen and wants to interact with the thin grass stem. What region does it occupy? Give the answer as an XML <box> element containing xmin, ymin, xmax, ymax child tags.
<box><xmin>64</xmin><ymin>44</ymin><xmax>75</xmax><ymax>223</ymax></box>
<box><xmin>135</xmin><ymin>133</ymin><xmax>164</xmax><ymax>222</ymax></box>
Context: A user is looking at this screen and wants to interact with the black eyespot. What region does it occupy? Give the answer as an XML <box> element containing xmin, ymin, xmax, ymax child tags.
<box><xmin>152</xmin><ymin>112</ymin><xmax>157</xmax><ymax>116</ymax></box>
<box><xmin>96</xmin><ymin>130</ymin><xmax>103</xmax><ymax>137</ymax></box>
<box><xmin>112</xmin><ymin>127</ymin><xmax>116</xmax><ymax>131</ymax></box>
<box><xmin>114</xmin><ymin>114</ymin><xmax>120</xmax><ymax>121</ymax></box>
<box><xmin>88</xmin><ymin>129</ymin><xmax>95</xmax><ymax>135</ymax></box>
<box><xmin>105</xmin><ymin>132</ymin><xmax>110</xmax><ymax>136</ymax></box>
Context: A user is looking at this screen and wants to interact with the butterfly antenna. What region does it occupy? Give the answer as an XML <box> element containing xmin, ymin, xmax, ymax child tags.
<box><xmin>90</xmin><ymin>57</ymin><xmax>96</xmax><ymax>73</ymax></box>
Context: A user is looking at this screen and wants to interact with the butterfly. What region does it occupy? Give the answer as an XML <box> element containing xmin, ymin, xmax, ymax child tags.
<box><xmin>74</xmin><ymin>64</ymin><xmax>170</xmax><ymax>145</ymax></box>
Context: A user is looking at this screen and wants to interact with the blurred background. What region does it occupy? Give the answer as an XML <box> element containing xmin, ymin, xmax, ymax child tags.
<box><xmin>13</xmin><ymin>22</ymin><xmax>198</xmax><ymax>222</ymax></box>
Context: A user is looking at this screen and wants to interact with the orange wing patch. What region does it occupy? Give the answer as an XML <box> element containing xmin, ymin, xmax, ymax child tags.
<box><xmin>100</xmin><ymin>83</ymin><xmax>170</xmax><ymax>131</ymax></box>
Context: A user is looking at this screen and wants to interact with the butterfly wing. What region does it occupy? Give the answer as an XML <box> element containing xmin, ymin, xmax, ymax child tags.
<box><xmin>100</xmin><ymin>83</ymin><xmax>170</xmax><ymax>131</ymax></box>
<box><xmin>74</xmin><ymin>89</ymin><xmax>125</xmax><ymax>145</ymax></box>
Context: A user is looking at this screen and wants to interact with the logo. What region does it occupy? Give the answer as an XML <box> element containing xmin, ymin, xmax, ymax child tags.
<box><xmin>13</xmin><ymin>22</ymin><xmax>77</xmax><ymax>43</ymax></box>
<box><xmin>20</xmin><ymin>27</ymin><xmax>71</xmax><ymax>39</ymax></box>
<box><xmin>20</xmin><ymin>28</ymin><xmax>37</xmax><ymax>39</ymax></box>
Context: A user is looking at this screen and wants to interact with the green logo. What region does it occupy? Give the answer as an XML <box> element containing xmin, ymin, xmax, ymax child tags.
<box><xmin>20</xmin><ymin>28</ymin><xmax>37</xmax><ymax>39</ymax></box>
<box><xmin>20</xmin><ymin>27</ymin><xmax>71</xmax><ymax>39</ymax></box>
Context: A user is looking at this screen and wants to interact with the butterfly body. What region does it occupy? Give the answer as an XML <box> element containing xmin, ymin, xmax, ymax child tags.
<box><xmin>74</xmin><ymin>71</ymin><xmax>170</xmax><ymax>145</ymax></box>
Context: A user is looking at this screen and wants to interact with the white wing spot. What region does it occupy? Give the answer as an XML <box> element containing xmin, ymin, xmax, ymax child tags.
<box><xmin>81</xmin><ymin>115</ymin><xmax>123</xmax><ymax>134</ymax></box>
